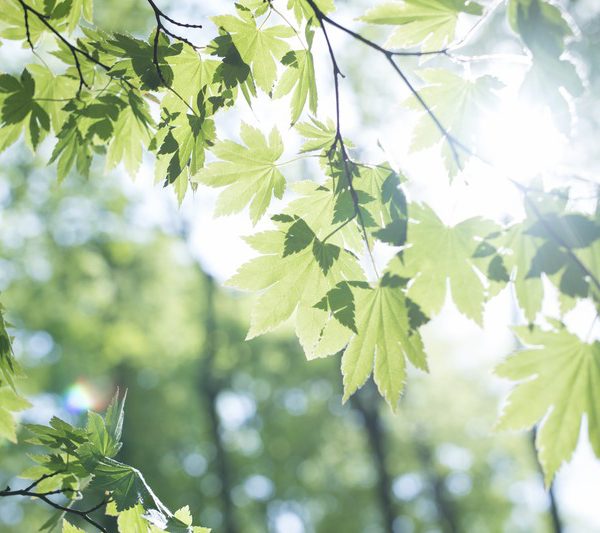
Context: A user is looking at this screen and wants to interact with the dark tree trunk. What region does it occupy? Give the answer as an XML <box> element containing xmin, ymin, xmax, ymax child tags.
<box><xmin>352</xmin><ymin>386</ymin><xmax>396</xmax><ymax>533</ymax></box>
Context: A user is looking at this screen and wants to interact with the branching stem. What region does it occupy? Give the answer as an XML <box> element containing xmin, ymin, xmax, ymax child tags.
<box><xmin>0</xmin><ymin>475</ymin><xmax>108</xmax><ymax>533</ymax></box>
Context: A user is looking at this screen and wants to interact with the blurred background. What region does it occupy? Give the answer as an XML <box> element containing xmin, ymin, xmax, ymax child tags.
<box><xmin>1</xmin><ymin>0</ymin><xmax>600</xmax><ymax>532</ymax></box>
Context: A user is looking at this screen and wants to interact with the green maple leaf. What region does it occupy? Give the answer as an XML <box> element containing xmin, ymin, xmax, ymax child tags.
<box><xmin>496</xmin><ymin>327</ymin><xmax>600</xmax><ymax>485</ymax></box>
<box><xmin>155</xmin><ymin>112</ymin><xmax>216</xmax><ymax>190</ymax></box>
<box><xmin>505</xmin><ymin>212</ymin><xmax>600</xmax><ymax>313</ymax></box>
<box><xmin>508</xmin><ymin>0</ymin><xmax>572</xmax><ymax>58</ymax></box>
<box><xmin>102</xmin><ymin>32</ymin><xmax>180</xmax><ymax>91</ymax></box>
<box><xmin>88</xmin><ymin>457</ymin><xmax>170</xmax><ymax>514</ymax></box>
<box><xmin>284</xmin><ymin>180</ymin><xmax>364</xmax><ymax>252</ymax></box>
<box><xmin>212</xmin><ymin>10</ymin><xmax>294</xmax><ymax>92</ymax></box>
<box><xmin>26</xmin><ymin>65</ymin><xmax>78</xmax><ymax>134</ymax></box>
<box><xmin>507</xmin><ymin>0</ymin><xmax>581</xmax><ymax>131</ymax></box>
<box><xmin>483</xmin><ymin>224</ymin><xmax>544</xmax><ymax>323</ymax></box>
<box><xmin>295</xmin><ymin>117</ymin><xmax>336</xmax><ymax>153</ymax></box>
<box><xmin>0</xmin><ymin>69</ymin><xmax>50</xmax><ymax>150</ymax></box>
<box><xmin>341</xmin><ymin>274</ymin><xmax>427</xmax><ymax>409</ymax></box>
<box><xmin>404</xmin><ymin>69</ymin><xmax>502</xmax><ymax>176</ymax></box>
<box><xmin>1</xmin><ymin>0</ymin><xmax>47</xmax><ymax>44</ymax></box>
<box><xmin>89</xmin><ymin>459</ymin><xmax>147</xmax><ymax>511</ymax></box>
<box><xmin>68</xmin><ymin>0</ymin><xmax>94</xmax><ymax>32</ymax></box>
<box><xmin>115</xmin><ymin>504</ymin><xmax>155</xmax><ymax>533</ymax></box>
<box><xmin>0</xmin><ymin>305</ymin><xmax>20</xmax><ymax>389</ymax></box>
<box><xmin>389</xmin><ymin>203</ymin><xmax>498</xmax><ymax>325</ymax></box>
<box><xmin>360</xmin><ymin>0</ymin><xmax>483</xmax><ymax>51</ymax></box>
<box><xmin>274</xmin><ymin>48</ymin><xmax>318</xmax><ymax>124</ymax></box>
<box><xmin>49</xmin><ymin>0</ymin><xmax>93</xmax><ymax>34</ymax></box>
<box><xmin>62</xmin><ymin>520</ymin><xmax>86</xmax><ymax>533</ymax></box>
<box><xmin>106</xmin><ymin>92</ymin><xmax>153</xmax><ymax>177</ymax></box>
<box><xmin>0</xmin><ymin>387</ymin><xmax>31</xmax><ymax>443</ymax></box>
<box><xmin>167</xmin><ymin>506</ymin><xmax>211</xmax><ymax>533</ymax></box>
<box><xmin>165</xmin><ymin>47</ymin><xmax>220</xmax><ymax>108</ymax></box>
<box><xmin>226</xmin><ymin>220</ymin><xmax>364</xmax><ymax>357</ymax></box>
<box><xmin>352</xmin><ymin>164</ymin><xmax>408</xmax><ymax>244</ymax></box>
<box><xmin>26</xmin><ymin>416</ymin><xmax>89</xmax><ymax>453</ymax></box>
<box><xmin>193</xmin><ymin>123</ymin><xmax>285</xmax><ymax>224</ymax></box>
<box><xmin>314</xmin><ymin>280</ymin><xmax>370</xmax><ymax>333</ymax></box>
<box><xmin>287</xmin><ymin>0</ymin><xmax>335</xmax><ymax>24</ymax></box>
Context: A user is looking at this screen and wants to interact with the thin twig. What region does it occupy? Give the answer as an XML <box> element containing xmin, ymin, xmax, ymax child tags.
<box><xmin>146</xmin><ymin>0</ymin><xmax>202</xmax><ymax>114</ymax></box>
<box><xmin>305</xmin><ymin>2</ymin><xmax>379</xmax><ymax>276</ymax></box>
<box><xmin>0</xmin><ymin>481</ymin><xmax>108</xmax><ymax>533</ymax></box>
<box><xmin>322</xmin><ymin>213</ymin><xmax>356</xmax><ymax>243</ymax></box>
<box><xmin>146</xmin><ymin>0</ymin><xmax>203</xmax><ymax>29</ymax></box>
<box><xmin>17</xmin><ymin>0</ymin><xmax>144</xmax><ymax>98</ymax></box>
<box><xmin>146</xmin><ymin>0</ymin><xmax>202</xmax><ymax>50</ymax></box>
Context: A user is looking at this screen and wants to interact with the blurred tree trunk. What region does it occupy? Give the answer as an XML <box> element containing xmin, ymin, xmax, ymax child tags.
<box><xmin>352</xmin><ymin>386</ymin><xmax>396</xmax><ymax>533</ymax></box>
<box><xmin>413</xmin><ymin>434</ymin><xmax>459</xmax><ymax>533</ymax></box>
<box><xmin>198</xmin><ymin>274</ymin><xmax>239</xmax><ymax>533</ymax></box>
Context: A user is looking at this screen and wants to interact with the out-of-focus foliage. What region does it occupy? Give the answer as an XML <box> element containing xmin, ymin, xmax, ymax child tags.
<box><xmin>0</xmin><ymin>160</ymin><xmax>554</xmax><ymax>531</ymax></box>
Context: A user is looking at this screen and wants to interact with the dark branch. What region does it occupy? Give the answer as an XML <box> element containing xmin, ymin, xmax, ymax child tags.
<box><xmin>16</xmin><ymin>0</ymin><xmax>144</xmax><ymax>99</ymax></box>
<box><xmin>145</xmin><ymin>0</ymin><xmax>202</xmax><ymax>114</ymax></box>
<box><xmin>308</xmin><ymin>3</ymin><xmax>380</xmax><ymax>276</ymax></box>
<box><xmin>303</xmin><ymin>0</ymin><xmax>465</xmax><ymax>170</ymax></box>
<box><xmin>0</xmin><ymin>477</ymin><xmax>109</xmax><ymax>533</ymax></box>
<box><xmin>18</xmin><ymin>0</ymin><xmax>92</xmax><ymax>96</ymax></box>
<box><xmin>146</xmin><ymin>0</ymin><xmax>202</xmax><ymax>50</ymax></box>
<box><xmin>146</xmin><ymin>0</ymin><xmax>203</xmax><ymax>29</ymax></box>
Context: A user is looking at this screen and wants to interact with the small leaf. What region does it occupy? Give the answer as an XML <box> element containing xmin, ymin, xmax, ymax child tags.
<box><xmin>312</xmin><ymin>239</ymin><xmax>340</xmax><ymax>275</ymax></box>
<box><xmin>284</xmin><ymin>218</ymin><xmax>315</xmax><ymax>256</ymax></box>
<box><xmin>360</xmin><ymin>0</ymin><xmax>483</xmax><ymax>51</ymax></box>
<box><xmin>193</xmin><ymin>124</ymin><xmax>285</xmax><ymax>224</ymax></box>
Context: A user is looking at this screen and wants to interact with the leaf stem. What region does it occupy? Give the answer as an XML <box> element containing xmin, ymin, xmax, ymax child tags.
<box><xmin>322</xmin><ymin>213</ymin><xmax>356</xmax><ymax>243</ymax></box>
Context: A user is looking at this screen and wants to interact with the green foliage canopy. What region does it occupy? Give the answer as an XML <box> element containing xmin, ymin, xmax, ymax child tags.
<box><xmin>1</xmin><ymin>1</ymin><xmax>600</xmax><ymax>529</ymax></box>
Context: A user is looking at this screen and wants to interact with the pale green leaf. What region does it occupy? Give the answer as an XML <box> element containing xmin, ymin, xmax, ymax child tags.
<box><xmin>106</xmin><ymin>93</ymin><xmax>153</xmax><ymax>177</ymax></box>
<box><xmin>212</xmin><ymin>12</ymin><xmax>294</xmax><ymax>92</ymax></box>
<box><xmin>227</xmin><ymin>220</ymin><xmax>364</xmax><ymax>357</ymax></box>
<box><xmin>389</xmin><ymin>203</ymin><xmax>498</xmax><ymax>325</ymax></box>
<box><xmin>496</xmin><ymin>327</ymin><xmax>600</xmax><ymax>485</ymax></box>
<box><xmin>274</xmin><ymin>49</ymin><xmax>317</xmax><ymax>124</ymax></box>
<box><xmin>360</xmin><ymin>0</ymin><xmax>483</xmax><ymax>51</ymax></box>
<box><xmin>63</xmin><ymin>520</ymin><xmax>86</xmax><ymax>533</ymax></box>
<box><xmin>193</xmin><ymin>123</ymin><xmax>285</xmax><ymax>224</ymax></box>
<box><xmin>0</xmin><ymin>387</ymin><xmax>31</xmax><ymax>443</ymax></box>
<box><xmin>403</xmin><ymin>69</ymin><xmax>502</xmax><ymax>176</ymax></box>
<box><xmin>341</xmin><ymin>274</ymin><xmax>427</xmax><ymax>409</ymax></box>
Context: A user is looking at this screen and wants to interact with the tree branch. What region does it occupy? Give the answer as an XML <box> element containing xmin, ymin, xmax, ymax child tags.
<box><xmin>0</xmin><ymin>477</ymin><xmax>109</xmax><ymax>533</ymax></box>
<box><xmin>307</xmin><ymin>2</ymin><xmax>380</xmax><ymax>276</ymax></box>
<box><xmin>145</xmin><ymin>0</ymin><xmax>203</xmax><ymax>114</ymax></box>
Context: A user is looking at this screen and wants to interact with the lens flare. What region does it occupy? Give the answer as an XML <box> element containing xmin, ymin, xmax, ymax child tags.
<box><xmin>64</xmin><ymin>379</ymin><xmax>102</xmax><ymax>413</ymax></box>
